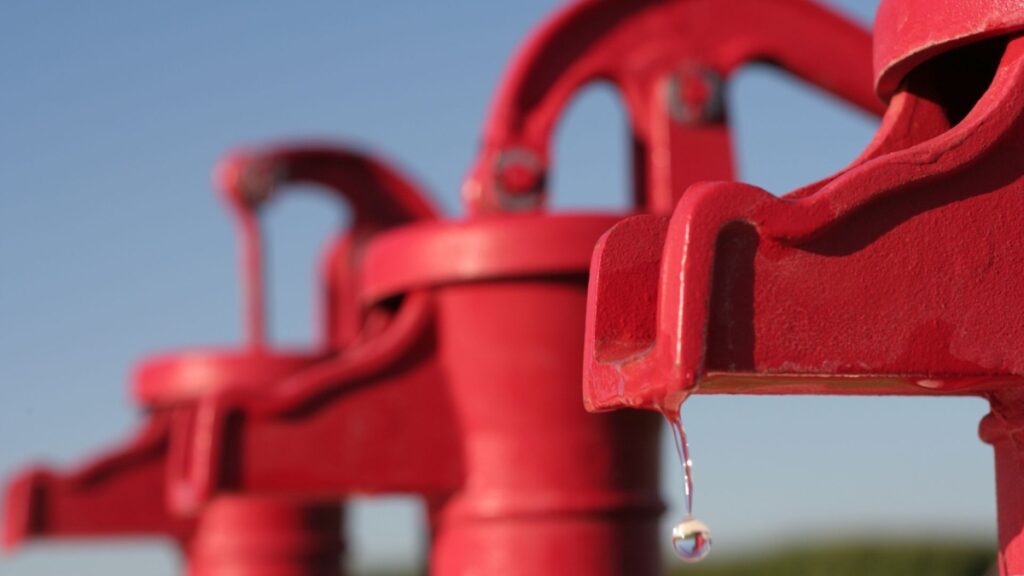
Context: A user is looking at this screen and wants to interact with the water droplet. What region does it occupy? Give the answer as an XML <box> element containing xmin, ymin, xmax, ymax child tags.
<box><xmin>672</xmin><ymin>517</ymin><xmax>712</xmax><ymax>562</ymax></box>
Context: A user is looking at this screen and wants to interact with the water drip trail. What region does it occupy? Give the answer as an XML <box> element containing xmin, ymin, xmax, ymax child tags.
<box><xmin>664</xmin><ymin>403</ymin><xmax>711</xmax><ymax>562</ymax></box>
<box><xmin>668</xmin><ymin>414</ymin><xmax>694</xmax><ymax>518</ymax></box>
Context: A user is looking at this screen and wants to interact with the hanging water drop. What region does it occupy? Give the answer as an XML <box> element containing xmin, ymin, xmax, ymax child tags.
<box><xmin>665</xmin><ymin>406</ymin><xmax>712</xmax><ymax>562</ymax></box>
<box><xmin>672</xmin><ymin>517</ymin><xmax>712</xmax><ymax>562</ymax></box>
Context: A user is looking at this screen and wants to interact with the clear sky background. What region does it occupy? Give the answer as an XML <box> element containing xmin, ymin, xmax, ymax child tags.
<box><xmin>0</xmin><ymin>1</ymin><xmax>996</xmax><ymax>575</ymax></box>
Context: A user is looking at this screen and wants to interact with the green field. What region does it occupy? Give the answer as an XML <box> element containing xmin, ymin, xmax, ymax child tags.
<box><xmin>360</xmin><ymin>542</ymin><xmax>996</xmax><ymax>576</ymax></box>
<box><xmin>669</xmin><ymin>542</ymin><xmax>995</xmax><ymax>576</ymax></box>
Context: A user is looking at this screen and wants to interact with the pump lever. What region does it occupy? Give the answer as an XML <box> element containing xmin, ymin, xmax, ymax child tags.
<box><xmin>216</xmin><ymin>142</ymin><xmax>438</xmax><ymax>350</ymax></box>
<box><xmin>465</xmin><ymin>0</ymin><xmax>884</xmax><ymax>215</ymax></box>
<box><xmin>2</xmin><ymin>415</ymin><xmax>192</xmax><ymax>549</ymax></box>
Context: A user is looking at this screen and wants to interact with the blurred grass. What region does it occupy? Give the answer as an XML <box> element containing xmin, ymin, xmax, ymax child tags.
<box><xmin>358</xmin><ymin>541</ymin><xmax>996</xmax><ymax>576</ymax></box>
<box><xmin>667</xmin><ymin>542</ymin><xmax>995</xmax><ymax>576</ymax></box>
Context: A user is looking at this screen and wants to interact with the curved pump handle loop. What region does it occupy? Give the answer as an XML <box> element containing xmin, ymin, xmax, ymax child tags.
<box><xmin>464</xmin><ymin>0</ymin><xmax>885</xmax><ymax>215</ymax></box>
<box><xmin>215</xmin><ymin>142</ymin><xmax>438</xmax><ymax>351</ymax></box>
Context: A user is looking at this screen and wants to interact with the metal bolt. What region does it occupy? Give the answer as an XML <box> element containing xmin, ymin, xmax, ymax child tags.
<box><xmin>492</xmin><ymin>148</ymin><xmax>545</xmax><ymax>211</ymax></box>
<box><xmin>665</xmin><ymin>66</ymin><xmax>725</xmax><ymax>125</ymax></box>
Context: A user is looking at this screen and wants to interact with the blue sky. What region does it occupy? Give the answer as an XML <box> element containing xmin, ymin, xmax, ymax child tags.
<box><xmin>0</xmin><ymin>1</ymin><xmax>996</xmax><ymax>574</ymax></box>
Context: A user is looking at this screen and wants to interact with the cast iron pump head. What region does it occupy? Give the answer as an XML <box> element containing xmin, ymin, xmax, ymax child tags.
<box><xmin>583</xmin><ymin>0</ymin><xmax>1024</xmax><ymax>573</ymax></box>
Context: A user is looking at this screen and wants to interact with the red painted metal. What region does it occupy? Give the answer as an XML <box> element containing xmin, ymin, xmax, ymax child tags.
<box><xmin>583</xmin><ymin>2</ymin><xmax>1024</xmax><ymax>574</ymax></box>
<box><xmin>3</xmin><ymin>143</ymin><xmax>437</xmax><ymax>576</ymax></box>
<box><xmin>873</xmin><ymin>0</ymin><xmax>1024</xmax><ymax>101</ymax></box>
<box><xmin>463</xmin><ymin>0</ymin><xmax>884</xmax><ymax>215</ymax></box>
<box><xmin>159</xmin><ymin>3</ymin><xmax>881</xmax><ymax>576</ymax></box>
<box><xmin>213</xmin><ymin>143</ymin><xmax>436</xmax><ymax>352</ymax></box>
<box><xmin>362</xmin><ymin>217</ymin><xmax>664</xmax><ymax>576</ymax></box>
<box><xmin>185</xmin><ymin>497</ymin><xmax>344</xmax><ymax>576</ymax></box>
<box><xmin>3</xmin><ymin>415</ymin><xmax>192</xmax><ymax>548</ymax></box>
